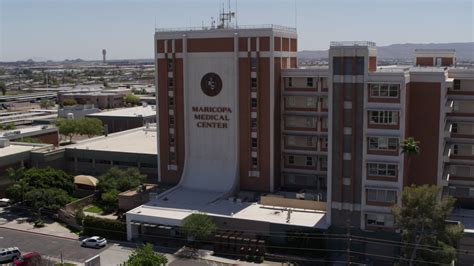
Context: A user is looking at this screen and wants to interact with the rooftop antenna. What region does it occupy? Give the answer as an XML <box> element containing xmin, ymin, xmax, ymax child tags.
<box><xmin>294</xmin><ymin>0</ymin><xmax>297</xmax><ymax>31</ymax></box>
<box><xmin>235</xmin><ymin>0</ymin><xmax>238</xmax><ymax>28</ymax></box>
<box><xmin>218</xmin><ymin>0</ymin><xmax>235</xmax><ymax>28</ymax></box>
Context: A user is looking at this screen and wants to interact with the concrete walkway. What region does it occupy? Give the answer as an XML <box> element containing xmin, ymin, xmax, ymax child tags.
<box><xmin>0</xmin><ymin>207</ymin><xmax>78</xmax><ymax>239</ymax></box>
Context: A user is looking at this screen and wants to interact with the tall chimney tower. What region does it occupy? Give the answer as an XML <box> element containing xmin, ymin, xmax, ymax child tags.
<box><xmin>102</xmin><ymin>49</ymin><xmax>106</xmax><ymax>64</ymax></box>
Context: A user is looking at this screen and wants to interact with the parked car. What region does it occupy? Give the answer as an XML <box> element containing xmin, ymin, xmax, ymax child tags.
<box><xmin>13</xmin><ymin>252</ymin><xmax>41</xmax><ymax>266</ymax></box>
<box><xmin>81</xmin><ymin>236</ymin><xmax>107</xmax><ymax>248</ymax></box>
<box><xmin>0</xmin><ymin>198</ymin><xmax>11</xmax><ymax>207</ymax></box>
<box><xmin>0</xmin><ymin>247</ymin><xmax>21</xmax><ymax>263</ymax></box>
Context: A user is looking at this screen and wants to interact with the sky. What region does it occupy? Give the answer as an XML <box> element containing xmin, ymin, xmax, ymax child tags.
<box><xmin>0</xmin><ymin>0</ymin><xmax>473</xmax><ymax>61</ymax></box>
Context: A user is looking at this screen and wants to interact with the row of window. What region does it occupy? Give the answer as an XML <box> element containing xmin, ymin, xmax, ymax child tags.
<box><xmin>367</xmin><ymin>162</ymin><xmax>397</xmax><ymax>177</ymax></box>
<box><xmin>369</xmin><ymin>110</ymin><xmax>399</xmax><ymax>126</ymax></box>
<box><xmin>72</xmin><ymin>158</ymin><xmax>157</xmax><ymax>168</ymax></box>
<box><xmin>285</xmin><ymin>96</ymin><xmax>328</xmax><ymax>110</ymax></box>
<box><xmin>451</xmin><ymin>122</ymin><xmax>474</xmax><ymax>135</ymax></box>
<box><xmin>284</xmin><ymin>173</ymin><xmax>327</xmax><ymax>189</ymax></box>
<box><xmin>366</xmin><ymin>213</ymin><xmax>394</xmax><ymax>228</ymax></box>
<box><xmin>367</xmin><ymin>188</ymin><xmax>397</xmax><ymax>203</ymax></box>
<box><xmin>285</xmin><ymin>115</ymin><xmax>328</xmax><ymax>130</ymax></box>
<box><xmin>286</xmin><ymin>77</ymin><xmax>328</xmax><ymax>89</ymax></box>
<box><xmin>250</xmin><ymin>62</ymin><xmax>259</xmax><ymax>171</ymax></box>
<box><xmin>168</xmin><ymin>59</ymin><xmax>177</xmax><ymax>166</ymax></box>
<box><xmin>451</xmin><ymin>144</ymin><xmax>474</xmax><ymax>156</ymax></box>
<box><xmin>369</xmin><ymin>84</ymin><xmax>399</xmax><ymax>98</ymax></box>
<box><xmin>368</xmin><ymin>136</ymin><xmax>399</xmax><ymax>151</ymax></box>
<box><xmin>284</xmin><ymin>135</ymin><xmax>328</xmax><ymax>150</ymax></box>
<box><xmin>285</xmin><ymin>154</ymin><xmax>328</xmax><ymax>170</ymax></box>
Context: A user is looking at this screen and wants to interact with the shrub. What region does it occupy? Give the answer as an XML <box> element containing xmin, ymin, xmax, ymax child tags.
<box><xmin>83</xmin><ymin>216</ymin><xmax>126</xmax><ymax>241</ymax></box>
<box><xmin>75</xmin><ymin>208</ymin><xmax>85</xmax><ymax>226</ymax></box>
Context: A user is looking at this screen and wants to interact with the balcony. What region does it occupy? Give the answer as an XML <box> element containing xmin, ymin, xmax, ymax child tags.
<box><xmin>446</xmin><ymin>165</ymin><xmax>474</xmax><ymax>183</ymax></box>
<box><xmin>446</xmin><ymin>122</ymin><xmax>474</xmax><ymax>139</ymax></box>
<box><xmin>446</xmin><ymin>100</ymin><xmax>474</xmax><ymax>119</ymax></box>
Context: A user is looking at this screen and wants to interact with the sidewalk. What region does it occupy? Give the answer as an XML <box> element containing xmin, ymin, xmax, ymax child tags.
<box><xmin>0</xmin><ymin>208</ymin><xmax>78</xmax><ymax>239</ymax></box>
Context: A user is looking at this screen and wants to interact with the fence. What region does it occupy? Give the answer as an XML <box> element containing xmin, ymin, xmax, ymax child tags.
<box><xmin>58</xmin><ymin>193</ymin><xmax>98</xmax><ymax>230</ymax></box>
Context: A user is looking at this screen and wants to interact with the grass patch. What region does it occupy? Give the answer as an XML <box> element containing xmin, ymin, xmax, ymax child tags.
<box><xmin>84</xmin><ymin>204</ymin><xmax>103</xmax><ymax>214</ymax></box>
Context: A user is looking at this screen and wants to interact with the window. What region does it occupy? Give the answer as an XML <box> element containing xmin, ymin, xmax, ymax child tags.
<box><xmin>169</xmin><ymin>116</ymin><xmax>175</xmax><ymax>127</ymax></box>
<box><xmin>306</xmin><ymin>136</ymin><xmax>315</xmax><ymax>147</ymax></box>
<box><xmin>320</xmin><ymin>157</ymin><xmax>328</xmax><ymax>171</ymax></box>
<box><xmin>288</xmin><ymin>155</ymin><xmax>295</xmax><ymax>165</ymax></box>
<box><xmin>343</xmin><ymin>57</ymin><xmax>353</xmax><ymax>74</ymax></box>
<box><xmin>368</xmin><ymin>137</ymin><xmax>399</xmax><ymax>151</ymax></box>
<box><xmin>333</xmin><ymin>57</ymin><xmax>342</xmax><ymax>75</ymax></box>
<box><xmin>367</xmin><ymin>163</ymin><xmax>397</xmax><ymax>177</ymax></box>
<box><xmin>251</xmin><ymin>118</ymin><xmax>257</xmax><ymax>129</ymax></box>
<box><xmin>367</xmin><ymin>189</ymin><xmax>397</xmax><ymax>203</ymax></box>
<box><xmin>453</xmin><ymin>101</ymin><xmax>460</xmax><ymax>112</ymax></box>
<box><xmin>369</xmin><ymin>110</ymin><xmax>398</xmax><ymax>125</ymax></box>
<box><xmin>251</xmin><ymin>78</ymin><xmax>258</xmax><ymax>88</ymax></box>
<box><xmin>321</xmin><ymin>137</ymin><xmax>328</xmax><ymax>150</ymax></box>
<box><xmin>95</xmin><ymin>159</ymin><xmax>110</xmax><ymax>165</ymax></box>
<box><xmin>369</xmin><ymin>84</ymin><xmax>399</xmax><ymax>98</ymax></box>
<box><xmin>287</xmin><ymin>136</ymin><xmax>296</xmax><ymax>146</ymax></box>
<box><xmin>285</xmin><ymin>96</ymin><xmax>317</xmax><ymax>109</ymax></box>
<box><xmin>251</xmin><ymin>137</ymin><xmax>258</xmax><ymax>148</ymax></box>
<box><xmin>321</xmin><ymin>117</ymin><xmax>328</xmax><ymax>129</ymax></box>
<box><xmin>169</xmin><ymin>135</ymin><xmax>175</xmax><ymax>145</ymax></box>
<box><xmin>167</xmin><ymin>58</ymin><xmax>173</xmax><ymax>71</ymax></box>
<box><xmin>451</xmin><ymin>123</ymin><xmax>458</xmax><ymax>133</ymax></box>
<box><xmin>288</xmin><ymin>77</ymin><xmax>293</xmax><ymax>87</ymax></box>
<box><xmin>453</xmin><ymin>79</ymin><xmax>461</xmax><ymax>90</ymax></box>
<box><xmin>251</xmin><ymin>58</ymin><xmax>257</xmax><ymax>70</ymax></box>
<box><xmin>321</xmin><ymin>97</ymin><xmax>328</xmax><ymax>110</ymax></box>
<box><xmin>366</xmin><ymin>213</ymin><xmax>394</xmax><ymax>227</ymax></box>
<box><xmin>307</xmin><ymin>78</ymin><xmax>314</xmax><ymax>87</ymax></box>
<box><xmin>77</xmin><ymin>158</ymin><xmax>92</xmax><ymax>163</ymax></box>
<box><xmin>168</xmin><ymin>78</ymin><xmax>174</xmax><ymax>89</ymax></box>
<box><xmin>306</xmin><ymin>156</ymin><xmax>314</xmax><ymax>166</ymax></box>
<box><xmin>355</xmin><ymin>57</ymin><xmax>365</xmax><ymax>75</ymax></box>
<box><xmin>251</xmin><ymin>98</ymin><xmax>257</xmax><ymax>108</ymax></box>
<box><xmin>452</xmin><ymin>144</ymin><xmax>458</xmax><ymax>155</ymax></box>
<box><xmin>169</xmin><ymin>152</ymin><xmax>176</xmax><ymax>162</ymax></box>
<box><xmin>251</xmin><ymin>157</ymin><xmax>258</xmax><ymax>167</ymax></box>
<box><xmin>168</xmin><ymin>96</ymin><xmax>174</xmax><ymax>107</ymax></box>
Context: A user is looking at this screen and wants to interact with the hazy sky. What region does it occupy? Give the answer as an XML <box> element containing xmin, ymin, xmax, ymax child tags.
<box><xmin>1</xmin><ymin>0</ymin><xmax>473</xmax><ymax>61</ymax></box>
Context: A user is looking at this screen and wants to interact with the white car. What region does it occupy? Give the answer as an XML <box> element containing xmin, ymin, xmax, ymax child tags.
<box><xmin>0</xmin><ymin>198</ymin><xmax>11</xmax><ymax>207</ymax></box>
<box><xmin>81</xmin><ymin>236</ymin><xmax>107</xmax><ymax>248</ymax></box>
<box><xmin>0</xmin><ymin>247</ymin><xmax>21</xmax><ymax>262</ymax></box>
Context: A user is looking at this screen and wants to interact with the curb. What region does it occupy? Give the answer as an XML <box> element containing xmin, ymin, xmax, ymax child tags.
<box><xmin>0</xmin><ymin>226</ymin><xmax>79</xmax><ymax>241</ymax></box>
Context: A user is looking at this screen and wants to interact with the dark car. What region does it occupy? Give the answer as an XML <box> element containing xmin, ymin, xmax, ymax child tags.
<box><xmin>13</xmin><ymin>252</ymin><xmax>41</xmax><ymax>266</ymax></box>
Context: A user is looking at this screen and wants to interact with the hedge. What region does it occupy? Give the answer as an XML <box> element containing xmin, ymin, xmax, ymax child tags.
<box><xmin>83</xmin><ymin>215</ymin><xmax>126</xmax><ymax>241</ymax></box>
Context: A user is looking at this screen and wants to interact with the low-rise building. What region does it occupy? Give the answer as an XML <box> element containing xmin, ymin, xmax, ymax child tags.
<box><xmin>86</xmin><ymin>105</ymin><xmax>156</xmax><ymax>134</ymax></box>
<box><xmin>0</xmin><ymin>125</ymin><xmax>59</xmax><ymax>146</ymax></box>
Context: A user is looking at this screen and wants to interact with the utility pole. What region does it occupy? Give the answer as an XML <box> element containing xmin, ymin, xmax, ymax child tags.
<box><xmin>346</xmin><ymin>219</ymin><xmax>352</xmax><ymax>265</ymax></box>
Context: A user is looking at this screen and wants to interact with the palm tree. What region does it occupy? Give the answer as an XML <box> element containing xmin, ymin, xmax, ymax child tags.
<box><xmin>401</xmin><ymin>137</ymin><xmax>420</xmax><ymax>155</ymax></box>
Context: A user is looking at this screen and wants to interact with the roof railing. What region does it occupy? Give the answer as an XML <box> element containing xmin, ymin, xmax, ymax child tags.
<box><xmin>330</xmin><ymin>41</ymin><xmax>376</xmax><ymax>47</ymax></box>
<box><xmin>155</xmin><ymin>24</ymin><xmax>296</xmax><ymax>33</ymax></box>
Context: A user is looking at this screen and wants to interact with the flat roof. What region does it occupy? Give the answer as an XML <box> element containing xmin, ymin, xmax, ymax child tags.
<box><xmin>0</xmin><ymin>125</ymin><xmax>57</xmax><ymax>138</ymax></box>
<box><xmin>127</xmin><ymin>187</ymin><xmax>328</xmax><ymax>229</ymax></box>
<box><xmin>87</xmin><ymin>106</ymin><xmax>155</xmax><ymax>118</ymax></box>
<box><xmin>0</xmin><ymin>143</ymin><xmax>44</xmax><ymax>158</ymax></box>
<box><xmin>68</xmin><ymin>127</ymin><xmax>157</xmax><ymax>155</ymax></box>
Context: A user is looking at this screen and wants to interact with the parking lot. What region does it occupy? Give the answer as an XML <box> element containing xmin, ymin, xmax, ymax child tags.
<box><xmin>0</xmin><ymin>228</ymin><xmax>105</xmax><ymax>263</ymax></box>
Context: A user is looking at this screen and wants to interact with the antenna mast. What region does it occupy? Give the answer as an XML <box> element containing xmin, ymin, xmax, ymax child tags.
<box><xmin>218</xmin><ymin>0</ymin><xmax>235</xmax><ymax>28</ymax></box>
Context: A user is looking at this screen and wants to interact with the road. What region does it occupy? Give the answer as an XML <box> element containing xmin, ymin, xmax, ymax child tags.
<box><xmin>0</xmin><ymin>228</ymin><xmax>105</xmax><ymax>263</ymax></box>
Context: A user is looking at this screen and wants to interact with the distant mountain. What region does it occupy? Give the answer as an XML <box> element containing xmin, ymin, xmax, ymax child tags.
<box><xmin>298</xmin><ymin>42</ymin><xmax>474</xmax><ymax>60</ymax></box>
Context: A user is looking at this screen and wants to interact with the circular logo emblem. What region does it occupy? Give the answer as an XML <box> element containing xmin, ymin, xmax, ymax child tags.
<box><xmin>200</xmin><ymin>72</ymin><xmax>222</xmax><ymax>97</ymax></box>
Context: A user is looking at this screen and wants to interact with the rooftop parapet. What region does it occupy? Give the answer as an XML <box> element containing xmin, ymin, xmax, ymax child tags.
<box><xmin>330</xmin><ymin>41</ymin><xmax>376</xmax><ymax>47</ymax></box>
<box><xmin>155</xmin><ymin>24</ymin><xmax>296</xmax><ymax>33</ymax></box>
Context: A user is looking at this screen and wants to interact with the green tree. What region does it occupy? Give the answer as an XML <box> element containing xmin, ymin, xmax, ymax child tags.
<box><xmin>56</xmin><ymin>118</ymin><xmax>77</xmax><ymax>142</ymax></box>
<box><xmin>101</xmin><ymin>189</ymin><xmax>119</xmax><ymax>213</ymax></box>
<box><xmin>0</xmin><ymin>81</ymin><xmax>6</xmax><ymax>95</ymax></box>
<box><xmin>180</xmin><ymin>213</ymin><xmax>217</xmax><ymax>241</ymax></box>
<box><xmin>127</xmin><ymin>243</ymin><xmax>168</xmax><ymax>266</ymax></box>
<box><xmin>76</xmin><ymin>117</ymin><xmax>103</xmax><ymax>138</ymax></box>
<box><xmin>124</xmin><ymin>92</ymin><xmax>140</xmax><ymax>106</ymax></box>
<box><xmin>6</xmin><ymin>167</ymin><xmax>25</xmax><ymax>181</ymax></box>
<box><xmin>97</xmin><ymin>167</ymin><xmax>146</xmax><ymax>193</ymax></box>
<box><xmin>20</xmin><ymin>167</ymin><xmax>74</xmax><ymax>193</ymax></box>
<box><xmin>0</xmin><ymin>123</ymin><xmax>16</xmax><ymax>130</ymax></box>
<box><xmin>24</xmin><ymin>188</ymin><xmax>70</xmax><ymax>212</ymax></box>
<box><xmin>62</xmin><ymin>98</ymin><xmax>78</xmax><ymax>106</ymax></box>
<box><xmin>6</xmin><ymin>179</ymin><xmax>29</xmax><ymax>202</ymax></box>
<box><xmin>391</xmin><ymin>185</ymin><xmax>463</xmax><ymax>265</ymax></box>
<box><xmin>39</xmin><ymin>99</ymin><xmax>55</xmax><ymax>109</ymax></box>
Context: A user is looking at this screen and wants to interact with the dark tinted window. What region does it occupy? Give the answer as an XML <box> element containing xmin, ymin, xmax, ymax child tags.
<box><xmin>355</xmin><ymin>57</ymin><xmax>365</xmax><ymax>75</ymax></box>
<box><xmin>343</xmin><ymin>57</ymin><xmax>353</xmax><ymax>75</ymax></box>
<box><xmin>333</xmin><ymin>57</ymin><xmax>342</xmax><ymax>75</ymax></box>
